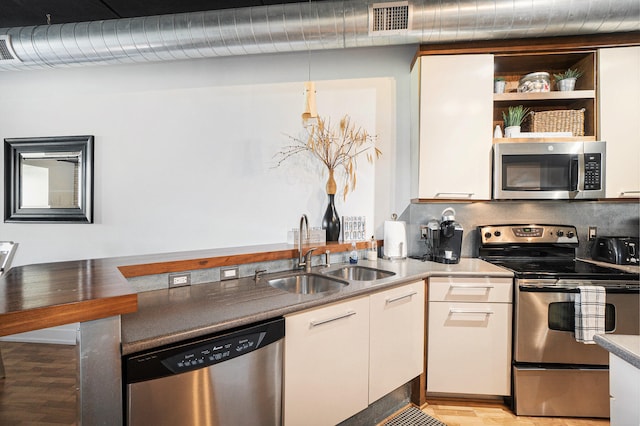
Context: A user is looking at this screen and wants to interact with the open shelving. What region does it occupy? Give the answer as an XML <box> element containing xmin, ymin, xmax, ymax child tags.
<box><xmin>493</xmin><ymin>51</ymin><xmax>597</xmax><ymax>142</ymax></box>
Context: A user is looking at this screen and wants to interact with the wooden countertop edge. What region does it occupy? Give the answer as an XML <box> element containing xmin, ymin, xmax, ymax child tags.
<box><xmin>0</xmin><ymin>240</ymin><xmax>379</xmax><ymax>337</ymax></box>
<box><xmin>117</xmin><ymin>240</ymin><xmax>378</xmax><ymax>278</ymax></box>
<box><xmin>0</xmin><ymin>294</ymin><xmax>137</xmax><ymax>337</ymax></box>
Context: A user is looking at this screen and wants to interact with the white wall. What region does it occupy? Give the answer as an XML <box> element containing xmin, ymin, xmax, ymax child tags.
<box><xmin>0</xmin><ymin>45</ymin><xmax>416</xmax><ymax>266</ymax></box>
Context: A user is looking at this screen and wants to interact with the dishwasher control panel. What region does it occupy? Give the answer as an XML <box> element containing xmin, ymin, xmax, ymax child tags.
<box><xmin>161</xmin><ymin>331</ymin><xmax>265</xmax><ymax>373</ymax></box>
<box><xmin>124</xmin><ymin>317</ymin><xmax>285</xmax><ymax>384</ymax></box>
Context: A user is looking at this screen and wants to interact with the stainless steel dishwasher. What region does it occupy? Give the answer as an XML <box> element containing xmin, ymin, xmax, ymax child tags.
<box><xmin>124</xmin><ymin>317</ymin><xmax>284</xmax><ymax>426</ymax></box>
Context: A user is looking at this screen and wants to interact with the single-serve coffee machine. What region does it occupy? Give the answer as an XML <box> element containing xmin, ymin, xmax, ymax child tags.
<box><xmin>423</xmin><ymin>207</ymin><xmax>463</xmax><ymax>264</ymax></box>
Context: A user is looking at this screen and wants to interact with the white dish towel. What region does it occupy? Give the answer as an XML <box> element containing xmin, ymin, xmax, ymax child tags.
<box><xmin>574</xmin><ymin>285</ymin><xmax>606</xmax><ymax>344</ymax></box>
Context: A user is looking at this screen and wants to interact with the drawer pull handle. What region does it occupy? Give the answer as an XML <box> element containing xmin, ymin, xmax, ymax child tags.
<box><xmin>449</xmin><ymin>308</ymin><xmax>494</xmax><ymax>315</ymax></box>
<box><xmin>310</xmin><ymin>311</ymin><xmax>356</xmax><ymax>327</ymax></box>
<box><xmin>434</xmin><ymin>192</ymin><xmax>474</xmax><ymax>198</ymax></box>
<box><xmin>386</xmin><ymin>291</ymin><xmax>418</xmax><ymax>304</ymax></box>
<box><xmin>450</xmin><ymin>285</ymin><xmax>494</xmax><ymax>289</ymax></box>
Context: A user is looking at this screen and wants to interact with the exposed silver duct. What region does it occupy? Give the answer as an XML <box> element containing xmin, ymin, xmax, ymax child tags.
<box><xmin>0</xmin><ymin>0</ymin><xmax>638</xmax><ymax>71</ymax></box>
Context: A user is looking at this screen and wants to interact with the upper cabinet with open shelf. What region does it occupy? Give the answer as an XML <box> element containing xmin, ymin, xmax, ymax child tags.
<box><xmin>493</xmin><ymin>51</ymin><xmax>597</xmax><ymax>140</ymax></box>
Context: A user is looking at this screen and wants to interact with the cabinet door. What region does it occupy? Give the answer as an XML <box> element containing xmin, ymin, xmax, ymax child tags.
<box><xmin>427</xmin><ymin>301</ymin><xmax>512</xmax><ymax>396</ymax></box>
<box><xmin>284</xmin><ymin>297</ymin><xmax>369</xmax><ymax>426</ymax></box>
<box><xmin>417</xmin><ymin>54</ymin><xmax>494</xmax><ymax>200</ymax></box>
<box><xmin>369</xmin><ymin>281</ymin><xmax>425</xmax><ymax>403</ymax></box>
<box><xmin>609</xmin><ymin>354</ymin><xmax>640</xmax><ymax>426</ymax></box>
<box><xmin>599</xmin><ymin>46</ymin><xmax>640</xmax><ymax>198</ymax></box>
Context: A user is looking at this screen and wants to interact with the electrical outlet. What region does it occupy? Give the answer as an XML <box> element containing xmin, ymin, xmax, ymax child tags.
<box><xmin>420</xmin><ymin>225</ymin><xmax>428</xmax><ymax>239</ymax></box>
<box><xmin>588</xmin><ymin>226</ymin><xmax>597</xmax><ymax>241</ymax></box>
<box><xmin>221</xmin><ymin>266</ymin><xmax>239</xmax><ymax>281</ymax></box>
<box><xmin>169</xmin><ymin>272</ymin><xmax>191</xmax><ymax>288</ymax></box>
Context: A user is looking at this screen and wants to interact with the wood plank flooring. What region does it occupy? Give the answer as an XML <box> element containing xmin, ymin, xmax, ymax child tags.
<box><xmin>421</xmin><ymin>399</ymin><xmax>609</xmax><ymax>426</ymax></box>
<box><xmin>0</xmin><ymin>342</ymin><xmax>77</xmax><ymax>425</ymax></box>
<box><xmin>0</xmin><ymin>341</ymin><xmax>612</xmax><ymax>425</ymax></box>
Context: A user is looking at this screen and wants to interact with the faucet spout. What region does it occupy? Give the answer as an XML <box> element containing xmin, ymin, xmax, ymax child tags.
<box><xmin>298</xmin><ymin>214</ymin><xmax>309</xmax><ymax>266</ymax></box>
<box><xmin>298</xmin><ymin>214</ymin><xmax>316</xmax><ymax>271</ymax></box>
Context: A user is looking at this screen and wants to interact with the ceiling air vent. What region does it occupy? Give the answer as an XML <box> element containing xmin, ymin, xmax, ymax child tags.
<box><xmin>0</xmin><ymin>35</ymin><xmax>21</xmax><ymax>63</ymax></box>
<box><xmin>369</xmin><ymin>1</ymin><xmax>410</xmax><ymax>35</ymax></box>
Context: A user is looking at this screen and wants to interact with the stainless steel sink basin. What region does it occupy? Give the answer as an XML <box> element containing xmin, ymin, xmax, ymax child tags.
<box><xmin>323</xmin><ymin>265</ymin><xmax>396</xmax><ymax>281</ymax></box>
<box><xmin>267</xmin><ymin>273</ymin><xmax>348</xmax><ymax>295</ymax></box>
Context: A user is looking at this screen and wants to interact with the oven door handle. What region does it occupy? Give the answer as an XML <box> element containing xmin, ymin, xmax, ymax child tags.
<box><xmin>449</xmin><ymin>308</ymin><xmax>494</xmax><ymax>315</ymax></box>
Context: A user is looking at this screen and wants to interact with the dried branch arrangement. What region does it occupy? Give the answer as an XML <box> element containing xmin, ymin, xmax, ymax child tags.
<box><xmin>274</xmin><ymin>115</ymin><xmax>380</xmax><ymax>200</ymax></box>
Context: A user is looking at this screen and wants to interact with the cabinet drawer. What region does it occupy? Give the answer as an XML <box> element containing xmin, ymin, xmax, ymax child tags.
<box><xmin>427</xmin><ymin>301</ymin><xmax>512</xmax><ymax>396</ymax></box>
<box><xmin>429</xmin><ymin>277</ymin><xmax>512</xmax><ymax>303</ymax></box>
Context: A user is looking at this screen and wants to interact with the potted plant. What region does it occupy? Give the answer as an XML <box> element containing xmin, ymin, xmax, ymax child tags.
<box><xmin>494</xmin><ymin>77</ymin><xmax>506</xmax><ymax>94</ymax></box>
<box><xmin>553</xmin><ymin>68</ymin><xmax>583</xmax><ymax>91</ymax></box>
<box><xmin>502</xmin><ymin>105</ymin><xmax>530</xmax><ymax>138</ymax></box>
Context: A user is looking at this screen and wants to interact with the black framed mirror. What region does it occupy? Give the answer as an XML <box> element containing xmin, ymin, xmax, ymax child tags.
<box><xmin>4</xmin><ymin>135</ymin><xmax>94</xmax><ymax>223</ymax></box>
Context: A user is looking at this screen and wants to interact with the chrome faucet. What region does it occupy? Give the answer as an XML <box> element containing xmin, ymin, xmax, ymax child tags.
<box><xmin>298</xmin><ymin>214</ymin><xmax>317</xmax><ymax>272</ymax></box>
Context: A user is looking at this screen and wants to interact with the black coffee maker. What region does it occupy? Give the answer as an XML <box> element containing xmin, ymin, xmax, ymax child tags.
<box><xmin>426</xmin><ymin>207</ymin><xmax>463</xmax><ymax>264</ymax></box>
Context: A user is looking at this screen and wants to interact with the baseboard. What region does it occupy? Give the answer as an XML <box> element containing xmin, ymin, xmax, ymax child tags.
<box><xmin>0</xmin><ymin>324</ymin><xmax>78</xmax><ymax>345</ymax></box>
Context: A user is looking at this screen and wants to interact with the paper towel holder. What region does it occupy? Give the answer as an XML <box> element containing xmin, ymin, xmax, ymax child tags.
<box><xmin>383</xmin><ymin>213</ymin><xmax>407</xmax><ymax>260</ymax></box>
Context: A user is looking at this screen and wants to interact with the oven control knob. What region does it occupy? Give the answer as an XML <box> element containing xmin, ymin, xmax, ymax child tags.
<box><xmin>567</xmin><ymin>231</ymin><xmax>575</xmax><ymax>238</ymax></box>
<box><xmin>494</xmin><ymin>231</ymin><xmax>501</xmax><ymax>237</ymax></box>
<box><xmin>557</xmin><ymin>230</ymin><xmax>564</xmax><ymax>237</ymax></box>
<box><xmin>484</xmin><ymin>232</ymin><xmax>492</xmax><ymax>239</ymax></box>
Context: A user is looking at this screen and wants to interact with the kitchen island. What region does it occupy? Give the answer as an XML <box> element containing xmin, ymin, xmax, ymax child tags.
<box><xmin>594</xmin><ymin>334</ymin><xmax>640</xmax><ymax>425</ymax></box>
<box><xmin>0</xmin><ymin>242</ymin><xmax>512</xmax><ymax>425</ymax></box>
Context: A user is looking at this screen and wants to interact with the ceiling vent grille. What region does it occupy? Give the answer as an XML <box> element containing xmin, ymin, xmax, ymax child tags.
<box><xmin>0</xmin><ymin>36</ymin><xmax>21</xmax><ymax>63</ymax></box>
<box><xmin>370</xmin><ymin>2</ymin><xmax>410</xmax><ymax>34</ymax></box>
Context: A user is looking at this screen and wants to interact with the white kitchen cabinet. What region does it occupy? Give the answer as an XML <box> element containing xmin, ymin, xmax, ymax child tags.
<box><xmin>427</xmin><ymin>276</ymin><xmax>512</xmax><ymax>396</ymax></box>
<box><xmin>411</xmin><ymin>54</ymin><xmax>494</xmax><ymax>200</ymax></box>
<box><xmin>283</xmin><ymin>296</ymin><xmax>370</xmax><ymax>426</ymax></box>
<box><xmin>609</xmin><ymin>354</ymin><xmax>640</xmax><ymax>426</ymax></box>
<box><xmin>369</xmin><ymin>281</ymin><xmax>425</xmax><ymax>403</ymax></box>
<box><xmin>599</xmin><ymin>46</ymin><xmax>640</xmax><ymax>198</ymax></box>
<box><xmin>284</xmin><ymin>281</ymin><xmax>426</xmax><ymax>425</ymax></box>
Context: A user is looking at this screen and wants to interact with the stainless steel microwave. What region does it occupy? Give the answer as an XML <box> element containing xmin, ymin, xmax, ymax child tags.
<box><xmin>493</xmin><ymin>141</ymin><xmax>606</xmax><ymax>199</ymax></box>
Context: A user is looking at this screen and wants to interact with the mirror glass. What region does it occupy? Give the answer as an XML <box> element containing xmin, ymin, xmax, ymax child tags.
<box><xmin>20</xmin><ymin>152</ymin><xmax>83</xmax><ymax>209</ymax></box>
<box><xmin>4</xmin><ymin>136</ymin><xmax>93</xmax><ymax>223</ymax></box>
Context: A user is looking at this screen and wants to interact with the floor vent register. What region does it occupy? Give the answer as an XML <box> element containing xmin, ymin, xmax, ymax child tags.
<box><xmin>382</xmin><ymin>405</ymin><xmax>447</xmax><ymax>426</ymax></box>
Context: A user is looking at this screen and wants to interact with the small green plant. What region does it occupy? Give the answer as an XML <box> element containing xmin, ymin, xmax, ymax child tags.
<box><xmin>553</xmin><ymin>68</ymin><xmax>583</xmax><ymax>81</ymax></box>
<box><xmin>502</xmin><ymin>105</ymin><xmax>530</xmax><ymax>127</ymax></box>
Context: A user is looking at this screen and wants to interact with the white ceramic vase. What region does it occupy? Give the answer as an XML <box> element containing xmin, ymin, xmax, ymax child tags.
<box><xmin>504</xmin><ymin>125</ymin><xmax>521</xmax><ymax>138</ymax></box>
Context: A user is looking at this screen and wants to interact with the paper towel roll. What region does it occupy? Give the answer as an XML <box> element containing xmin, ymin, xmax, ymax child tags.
<box><xmin>383</xmin><ymin>220</ymin><xmax>407</xmax><ymax>259</ymax></box>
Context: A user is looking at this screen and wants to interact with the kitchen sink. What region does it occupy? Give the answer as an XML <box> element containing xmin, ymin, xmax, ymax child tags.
<box><xmin>267</xmin><ymin>273</ymin><xmax>348</xmax><ymax>295</ymax></box>
<box><xmin>323</xmin><ymin>265</ymin><xmax>396</xmax><ymax>281</ymax></box>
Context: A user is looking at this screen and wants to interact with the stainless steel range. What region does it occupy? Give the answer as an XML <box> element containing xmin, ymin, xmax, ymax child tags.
<box><xmin>478</xmin><ymin>224</ymin><xmax>640</xmax><ymax>418</ymax></box>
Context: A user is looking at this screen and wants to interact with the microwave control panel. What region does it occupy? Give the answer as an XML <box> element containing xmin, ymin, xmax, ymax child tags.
<box><xmin>583</xmin><ymin>153</ymin><xmax>602</xmax><ymax>190</ymax></box>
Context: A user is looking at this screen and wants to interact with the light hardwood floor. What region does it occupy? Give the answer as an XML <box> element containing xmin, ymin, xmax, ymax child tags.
<box><xmin>0</xmin><ymin>341</ymin><xmax>612</xmax><ymax>425</ymax></box>
<box><xmin>421</xmin><ymin>399</ymin><xmax>609</xmax><ymax>426</ymax></box>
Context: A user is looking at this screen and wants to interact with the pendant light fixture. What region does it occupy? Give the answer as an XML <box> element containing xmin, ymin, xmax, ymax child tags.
<box><xmin>301</xmin><ymin>0</ymin><xmax>318</xmax><ymax>126</ymax></box>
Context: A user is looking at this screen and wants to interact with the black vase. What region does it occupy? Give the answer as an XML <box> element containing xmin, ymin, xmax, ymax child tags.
<box><xmin>322</xmin><ymin>194</ymin><xmax>341</xmax><ymax>241</ymax></box>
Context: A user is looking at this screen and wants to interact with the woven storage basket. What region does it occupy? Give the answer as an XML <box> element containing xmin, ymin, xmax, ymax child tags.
<box><xmin>528</xmin><ymin>108</ymin><xmax>585</xmax><ymax>136</ymax></box>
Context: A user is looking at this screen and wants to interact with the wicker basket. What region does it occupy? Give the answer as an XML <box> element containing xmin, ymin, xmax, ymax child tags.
<box><xmin>528</xmin><ymin>108</ymin><xmax>585</xmax><ymax>136</ymax></box>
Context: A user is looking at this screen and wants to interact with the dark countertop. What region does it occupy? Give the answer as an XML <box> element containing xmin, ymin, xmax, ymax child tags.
<box><xmin>594</xmin><ymin>334</ymin><xmax>640</xmax><ymax>369</ymax></box>
<box><xmin>0</xmin><ymin>241</ymin><xmax>375</xmax><ymax>337</ymax></box>
<box><xmin>121</xmin><ymin>257</ymin><xmax>513</xmax><ymax>355</ymax></box>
